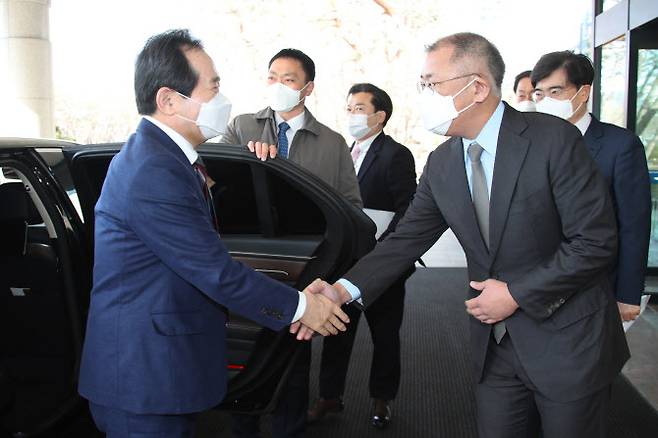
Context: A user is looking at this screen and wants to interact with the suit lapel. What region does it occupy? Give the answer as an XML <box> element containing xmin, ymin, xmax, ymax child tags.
<box><xmin>583</xmin><ymin>115</ymin><xmax>604</xmax><ymax>159</ymax></box>
<box><xmin>357</xmin><ymin>132</ymin><xmax>385</xmax><ymax>181</ymax></box>
<box><xmin>488</xmin><ymin>105</ymin><xmax>530</xmax><ymax>261</ymax></box>
<box><xmin>441</xmin><ymin>138</ymin><xmax>489</xmax><ymax>255</ymax></box>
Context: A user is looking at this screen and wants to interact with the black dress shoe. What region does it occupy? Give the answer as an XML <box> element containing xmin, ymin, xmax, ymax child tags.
<box><xmin>371</xmin><ymin>398</ymin><xmax>391</xmax><ymax>429</ymax></box>
<box><xmin>307</xmin><ymin>397</ymin><xmax>344</xmax><ymax>423</ymax></box>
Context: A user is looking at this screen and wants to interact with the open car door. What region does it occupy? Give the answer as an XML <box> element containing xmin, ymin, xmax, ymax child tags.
<box><xmin>63</xmin><ymin>142</ymin><xmax>375</xmax><ymax>414</ymax></box>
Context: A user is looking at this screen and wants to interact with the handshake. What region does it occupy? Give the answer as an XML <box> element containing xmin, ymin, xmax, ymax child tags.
<box><xmin>290</xmin><ymin>279</ymin><xmax>353</xmax><ymax>341</ymax></box>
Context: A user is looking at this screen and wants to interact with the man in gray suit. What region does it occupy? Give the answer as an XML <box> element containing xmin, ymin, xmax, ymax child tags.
<box><xmin>307</xmin><ymin>32</ymin><xmax>629</xmax><ymax>438</ymax></box>
<box><xmin>222</xmin><ymin>48</ymin><xmax>361</xmax><ymax>438</ymax></box>
<box><xmin>221</xmin><ymin>48</ymin><xmax>362</xmax><ymax>209</ymax></box>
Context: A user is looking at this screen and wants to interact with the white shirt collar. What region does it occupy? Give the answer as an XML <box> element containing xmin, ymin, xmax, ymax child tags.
<box><xmin>143</xmin><ymin>115</ymin><xmax>198</xmax><ymax>165</ymax></box>
<box><xmin>461</xmin><ymin>100</ymin><xmax>504</xmax><ymax>160</ymax></box>
<box><xmin>572</xmin><ymin>112</ymin><xmax>592</xmax><ymax>136</ymax></box>
<box><xmin>274</xmin><ymin>111</ymin><xmax>306</xmax><ymax>133</ymax></box>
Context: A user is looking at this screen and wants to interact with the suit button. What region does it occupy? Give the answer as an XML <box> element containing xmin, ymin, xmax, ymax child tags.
<box><xmin>559</xmin><ymin>298</ymin><xmax>565</xmax><ymax>304</ymax></box>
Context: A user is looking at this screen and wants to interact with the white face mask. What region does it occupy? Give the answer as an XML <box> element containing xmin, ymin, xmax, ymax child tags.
<box><xmin>268</xmin><ymin>82</ymin><xmax>310</xmax><ymax>113</ymax></box>
<box><xmin>419</xmin><ymin>78</ymin><xmax>477</xmax><ymax>135</ymax></box>
<box><xmin>515</xmin><ymin>100</ymin><xmax>536</xmax><ymax>112</ymax></box>
<box><xmin>535</xmin><ymin>86</ymin><xmax>584</xmax><ymax>120</ymax></box>
<box><xmin>177</xmin><ymin>92</ymin><xmax>232</xmax><ymax>140</ymax></box>
<box><xmin>347</xmin><ymin>113</ymin><xmax>377</xmax><ymax>140</ymax></box>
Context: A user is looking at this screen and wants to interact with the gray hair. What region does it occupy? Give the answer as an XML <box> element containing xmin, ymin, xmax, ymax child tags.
<box><xmin>426</xmin><ymin>32</ymin><xmax>505</xmax><ymax>96</ymax></box>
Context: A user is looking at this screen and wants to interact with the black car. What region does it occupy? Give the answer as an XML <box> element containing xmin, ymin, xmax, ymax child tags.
<box><xmin>0</xmin><ymin>138</ymin><xmax>375</xmax><ymax>437</ymax></box>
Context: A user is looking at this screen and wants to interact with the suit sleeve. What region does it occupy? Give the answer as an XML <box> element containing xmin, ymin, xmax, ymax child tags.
<box><xmin>344</xmin><ymin>150</ymin><xmax>448</xmax><ymax>307</ymax></box>
<box><xmin>380</xmin><ymin>145</ymin><xmax>417</xmax><ymax>241</ymax></box>
<box><xmin>613</xmin><ymin>135</ymin><xmax>651</xmax><ymax>305</ymax></box>
<box><xmin>507</xmin><ymin>127</ymin><xmax>619</xmax><ymax>320</ymax></box>
<box><xmin>220</xmin><ymin>116</ymin><xmax>242</xmax><ymax>145</ymax></box>
<box><xmin>126</xmin><ymin>156</ymin><xmax>299</xmax><ymax>331</ymax></box>
<box><xmin>336</xmin><ymin>136</ymin><xmax>364</xmax><ymax>208</ymax></box>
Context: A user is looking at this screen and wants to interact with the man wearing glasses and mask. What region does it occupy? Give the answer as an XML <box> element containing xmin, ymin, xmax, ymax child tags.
<box><xmin>313</xmin><ymin>32</ymin><xmax>628</xmax><ymax>438</ymax></box>
<box><xmin>532</xmin><ymin>51</ymin><xmax>650</xmax><ymax>326</ymax></box>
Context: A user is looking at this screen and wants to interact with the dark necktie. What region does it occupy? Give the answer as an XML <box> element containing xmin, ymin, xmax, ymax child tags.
<box><xmin>193</xmin><ymin>159</ymin><xmax>227</xmax><ymax>317</ymax></box>
<box><xmin>193</xmin><ymin>160</ymin><xmax>219</xmax><ymax>232</ymax></box>
<box><xmin>468</xmin><ymin>142</ymin><xmax>506</xmax><ymax>343</ymax></box>
<box><xmin>278</xmin><ymin>122</ymin><xmax>290</xmax><ymax>158</ymax></box>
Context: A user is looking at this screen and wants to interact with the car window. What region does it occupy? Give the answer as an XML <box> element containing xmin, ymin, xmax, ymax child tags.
<box><xmin>204</xmin><ymin>159</ymin><xmax>326</xmax><ymax>236</ymax></box>
<box><xmin>267</xmin><ymin>170</ymin><xmax>326</xmax><ymax>235</ymax></box>
<box><xmin>206</xmin><ymin>160</ymin><xmax>261</xmax><ymax>234</ymax></box>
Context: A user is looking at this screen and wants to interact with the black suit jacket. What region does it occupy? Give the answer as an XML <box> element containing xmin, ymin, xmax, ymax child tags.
<box><xmin>584</xmin><ymin>115</ymin><xmax>650</xmax><ymax>305</ymax></box>
<box><xmin>345</xmin><ymin>103</ymin><xmax>629</xmax><ymax>403</ymax></box>
<box><xmin>353</xmin><ymin>132</ymin><xmax>417</xmax><ymax>240</ymax></box>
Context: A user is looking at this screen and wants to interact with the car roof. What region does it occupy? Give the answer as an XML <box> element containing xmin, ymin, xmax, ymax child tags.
<box><xmin>0</xmin><ymin>137</ymin><xmax>80</xmax><ymax>149</ymax></box>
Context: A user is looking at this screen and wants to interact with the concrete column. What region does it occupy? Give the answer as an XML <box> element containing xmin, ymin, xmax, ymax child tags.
<box><xmin>0</xmin><ymin>0</ymin><xmax>53</xmax><ymax>138</ymax></box>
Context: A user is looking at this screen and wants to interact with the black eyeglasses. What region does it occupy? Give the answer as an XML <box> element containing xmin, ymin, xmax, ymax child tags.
<box><xmin>417</xmin><ymin>73</ymin><xmax>478</xmax><ymax>94</ymax></box>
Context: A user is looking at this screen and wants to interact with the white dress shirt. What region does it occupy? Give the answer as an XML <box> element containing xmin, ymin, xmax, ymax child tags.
<box><xmin>275</xmin><ymin>111</ymin><xmax>306</xmax><ymax>154</ymax></box>
<box><xmin>573</xmin><ymin>112</ymin><xmax>592</xmax><ymax>136</ymax></box>
<box><xmin>143</xmin><ymin>116</ymin><xmax>307</xmax><ymax>322</ymax></box>
<box><xmin>353</xmin><ymin>130</ymin><xmax>383</xmax><ymax>174</ymax></box>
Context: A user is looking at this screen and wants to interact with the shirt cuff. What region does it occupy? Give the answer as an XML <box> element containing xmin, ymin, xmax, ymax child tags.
<box><xmin>337</xmin><ymin>278</ymin><xmax>362</xmax><ymax>303</ymax></box>
<box><xmin>291</xmin><ymin>291</ymin><xmax>306</xmax><ymax>323</ymax></box>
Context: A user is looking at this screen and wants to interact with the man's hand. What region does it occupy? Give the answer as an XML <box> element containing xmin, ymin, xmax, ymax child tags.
<box><xmin>247</xmin><ymin>141</ymin><xmax>277</xmax><ymax>161</ymax></box>
<box><xmin>290</xmin><ymin>279</ymin><xmax>352</xmax><ymax>340</ymax></box>
<box><xmin>311</xmin><ymin>280</ymin><xmax>351</xmax><ymax>305</ymax></box>
<box><xmin>465</xmin><ymin>279</ymin><xmax>519</xmax><ymax>324</ymax></box>
<box><xmin>617</xmin><ymin>302</ymin><xmax>641</xmax><ymax>322</ymax></box>
<box><xmin>290</xmin><ymin>280</ymin><xmax>349</xmax><ymax>341</ymax></box>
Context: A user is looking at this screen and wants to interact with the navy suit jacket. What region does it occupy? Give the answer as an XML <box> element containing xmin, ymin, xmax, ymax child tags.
<box><xmin>78</xmin><ymin>119</ymin><xmax>299</xmax><ymax>414</ymax></box>
<box><xmin>353</xmin><ymin>132</ymin><xmax>417</xmax><ymax>240</ymax></box>
<box><xmin>584</xmin><ymin>115</ymin><xmax>650</xmax><ymax>305</ymax></box>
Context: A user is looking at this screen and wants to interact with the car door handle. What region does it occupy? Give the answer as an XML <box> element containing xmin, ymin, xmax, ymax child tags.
<box><xmin>255</xmin><ymin>269</ymin><xmax>289</xmax><ymax>277</ymax></box>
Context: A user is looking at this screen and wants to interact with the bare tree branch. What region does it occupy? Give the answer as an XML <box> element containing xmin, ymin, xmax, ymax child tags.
<box><xmin>373</xmin><ymin>0</ymin><xmax>394</xmax><ymax>16</ymax></box>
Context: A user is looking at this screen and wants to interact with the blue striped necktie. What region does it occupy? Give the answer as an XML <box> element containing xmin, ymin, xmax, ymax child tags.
<box><xmin>278</xmin><ymin>122</ymin><xmax>290</xmax><ymax>158</ymax></box>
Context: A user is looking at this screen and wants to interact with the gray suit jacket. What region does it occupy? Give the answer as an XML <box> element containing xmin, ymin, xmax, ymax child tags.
<box><xmin>221</xmin><ymin>107</ymin><xmax>362</xmax><ymax>208</ymax></box>
<box><xmin>344</xmin><ymin>102</ymin><xmax>629</xmax><ymax>403</ymax></box>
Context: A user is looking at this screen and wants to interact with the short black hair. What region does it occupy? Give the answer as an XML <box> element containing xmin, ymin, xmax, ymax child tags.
<box><xmin>426</xmin><ymin>32</ymin><xmax>505</xmax><ymax>95</ymax></box>
<box><xmin>530</xmin><ymin>51</ymin><xmax>594</xmax><ymax>88</ymax></box>
<box><xmin>134</xmin><ymin>29</ymin><xmax>203</xmax><ymax>115</ymax></box>
<box><xmin>347</xmin><ymin>83</ymin><xmax>393</xmax><ymax>127</ymax></box>
<box><xmin>513</xmin><ymin>70</ymin><xmax>531</xmax><ymax>93</ymax></box>
<box><xmin>268</xmin><ymin>49</ymin><xmax>316</xmax><ymax>83</ymax></box>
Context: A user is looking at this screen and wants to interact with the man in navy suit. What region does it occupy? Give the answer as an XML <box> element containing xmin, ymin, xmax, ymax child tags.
<box><xmin>308</xmin><ymin>83</ymin><xmax>417</xmax><ymax>428</ymax></box>
<box><xmin>532</xmin><ymin>51</ymin><xmax>651</xmax><ymax>322</ymax></box>
<box><xmin>77</xmin><ymin>29</ymin><xmax>349</xmax><ymax>438</ymax></box>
